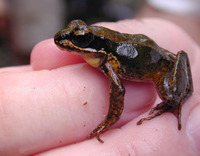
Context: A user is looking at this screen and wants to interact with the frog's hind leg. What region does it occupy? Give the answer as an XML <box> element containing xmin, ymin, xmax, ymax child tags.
<box><xmin>137</xmin><ymin>50</ymin><xmax>193</xmax><ymax>129</ymax></box>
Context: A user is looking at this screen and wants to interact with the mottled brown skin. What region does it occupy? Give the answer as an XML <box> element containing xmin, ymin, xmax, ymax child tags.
<box><xmin>54</xmin><ymin>20</ymin><xmax>193</xmax><ymax>143</ymax></box>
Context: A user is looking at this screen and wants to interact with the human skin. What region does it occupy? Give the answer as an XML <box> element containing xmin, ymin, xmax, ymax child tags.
<box><xmin>0</xmin><ymin>18</ymin><xmax>200</xmax><ymax>156</ymax></box>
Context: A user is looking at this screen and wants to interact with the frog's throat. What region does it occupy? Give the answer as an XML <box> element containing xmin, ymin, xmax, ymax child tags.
<box><xmin>81</xmin><ymin>55</ymin><xmax>102</xmax><ymax>68</ymax></box>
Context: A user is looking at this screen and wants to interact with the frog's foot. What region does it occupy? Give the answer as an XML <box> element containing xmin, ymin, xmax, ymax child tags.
<box><xmin>137</xmin><ymin>103</ymin><xmax>171</xmax><ymax>125</ymax></box>
<box><xmin>88</xmin><ymin>124</ymin><xmax>106</xmax><ymax>143</ymax></box>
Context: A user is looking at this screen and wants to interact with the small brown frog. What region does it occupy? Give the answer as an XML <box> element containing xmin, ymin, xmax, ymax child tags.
<box><xmin>54</xmin><ymin>20</ymin><xmax>193</xmax><ymax>143</ymax></box>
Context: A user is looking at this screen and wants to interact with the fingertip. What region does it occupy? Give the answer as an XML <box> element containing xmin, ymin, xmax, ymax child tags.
<box><xmin>30</xmin><ymin>38</ymin><xmax>84</xmax><ymax>70</ymax></box>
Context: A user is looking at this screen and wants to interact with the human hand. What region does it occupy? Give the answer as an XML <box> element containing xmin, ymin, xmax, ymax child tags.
<box><xmin>0</xmin><ymin>18</ymin><xmax>200</xmax><ymax>156</ymax></box>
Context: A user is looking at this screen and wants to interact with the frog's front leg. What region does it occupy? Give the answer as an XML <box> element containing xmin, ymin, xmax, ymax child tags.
<box><xmin>137</xmin><ymin>50</ymin><xmax>193</xmax><ymax>129</ymax></box>
<box><xmin>88</xmin><ymin>62</ymin><xmax>125</xmax><ymax>143</ymax></box>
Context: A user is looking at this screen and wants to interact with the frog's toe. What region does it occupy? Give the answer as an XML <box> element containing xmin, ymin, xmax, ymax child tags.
<box><xmin>88</xmin><ymin>125</ymin><xmax>105</xmax><ymax>143</ymax></box>
<box><xmin>149</xmin><ymin>102</ymin><xmax>166</xmax><ymax>115</ymax></box>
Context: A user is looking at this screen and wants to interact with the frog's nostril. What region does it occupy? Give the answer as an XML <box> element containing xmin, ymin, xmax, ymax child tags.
<box><xmin>61</xmin><ymin>33</ymin><xmax>67</xmax><ymax>39</ymax></box>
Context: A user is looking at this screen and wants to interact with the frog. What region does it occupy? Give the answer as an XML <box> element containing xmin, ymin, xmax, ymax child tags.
<box><xmin>54</xmin><ymin>20</ymin><xmax>193</xmax><ymax>143</ymax></box>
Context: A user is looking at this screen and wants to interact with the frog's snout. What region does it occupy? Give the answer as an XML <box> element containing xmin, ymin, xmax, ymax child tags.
<box><xmin>54</xmin><ymin>29</ymin><xmax>70</xmax><ymax>44</ymax></box>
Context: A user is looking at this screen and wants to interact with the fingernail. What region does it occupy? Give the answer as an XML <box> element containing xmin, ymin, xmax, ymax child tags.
<box><xmin>186</xmin><ymin>104</ymin><xmax>200</xmax><ymax>152</ymax></box>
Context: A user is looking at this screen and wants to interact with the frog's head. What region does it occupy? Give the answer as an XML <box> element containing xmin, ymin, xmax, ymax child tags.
<box><xmin>54</xmin><ymin>20</ymin><xmax>107</xmax><ymax>67</ymax></box>
<box><xmin>54</xmin><ymin>19</ymin><xmax>97</xmax><ymax>54</ymax></box>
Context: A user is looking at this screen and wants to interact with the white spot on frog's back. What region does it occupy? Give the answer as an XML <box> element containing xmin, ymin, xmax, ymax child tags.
<box><xmin>116</xmin><ymin>44</ymin><xmax>138</xmax><ymax>59</ymax></box>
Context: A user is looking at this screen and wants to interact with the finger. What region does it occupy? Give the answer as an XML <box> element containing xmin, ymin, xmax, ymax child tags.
<box><xmin>0</xmin><ymin>64</ymin><xmax>154</xmax><ymax>155</ymax></box>
<box><xmin>37</xmin><ymin>96</ymin><xmax>200</xmax><ymax>156</ymax></box>
<box><xmin>34</xmin><ymin>18</ymin><xmax>200</xmax><ymax>155</ymax></box>
<box><xmin>31</xmin><ymin>18</ymin><xmax>200</xmax><ymax>94</ymax></box>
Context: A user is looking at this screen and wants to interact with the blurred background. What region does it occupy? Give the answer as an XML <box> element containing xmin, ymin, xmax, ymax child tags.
<box><xmin>0</xmin><ymin>0</ymin><xmax>199</xmax><ymax>67</ymax></box>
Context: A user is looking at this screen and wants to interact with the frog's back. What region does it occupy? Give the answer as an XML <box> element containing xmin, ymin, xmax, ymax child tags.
<box><xmin>90</xmin><ymin>26</ymin><xmax>173</xmax><ymax>80</ymax></box>
<box><xmin>90</xmin><ymin>26</ymin><xmax>159</xmax><ymax>48</ymax></box>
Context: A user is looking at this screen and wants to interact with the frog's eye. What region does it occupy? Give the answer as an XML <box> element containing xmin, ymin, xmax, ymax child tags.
<box><xmin>71</xmin><ymin>33</ymin><xmax>94</xmax><ymax>48</ymax></box>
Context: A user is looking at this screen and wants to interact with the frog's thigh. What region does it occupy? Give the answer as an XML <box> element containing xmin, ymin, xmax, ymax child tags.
<box><xmin>155</xmin><ymin>50</ymin><xmax>192</xmax><ymax>105</ymax></box>
<box><xmin>171</xmin><ymin>50</ymin><xmax>193</xmax><ymax>103</ymax></box>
